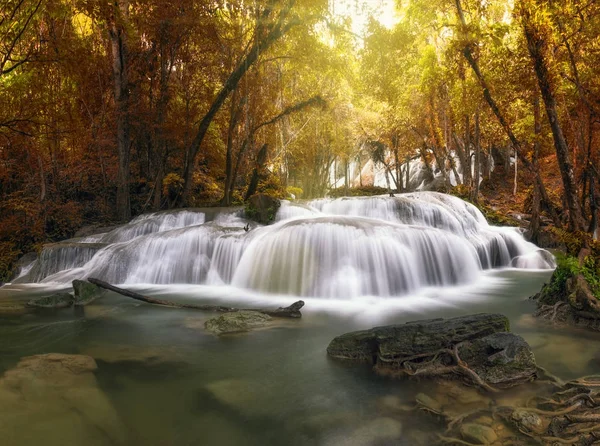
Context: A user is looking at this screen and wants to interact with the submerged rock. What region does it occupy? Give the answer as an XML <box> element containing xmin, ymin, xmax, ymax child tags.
<box><xmin>82</xmin><ymin>343</ymin><xmax>184</xmax><ymax>365</ymax></box>
<box><xmin>26</xmin><ymin>292</ymin><xmax>74</xmax><ymax>309</ymax></box>
<box><xmin>73</xmin><ymin>279</ymin><xmax>105</xmax><ymax>306</ymax></box>
<box><xmin>0</xmin><ymin>353</ymin><xmax>127</xmax><ymax>445</ymax></box>
<box><xmin>204</xmin><ymin>310</ymin><xmax>272</xmax><ymax>335</ymax></box>
<box><xmin>326</xmin><ymin>417</ymin><xmax>402</xmax><ymax>446</ymax></box>
<box><xmin>327</xmin><ymin>313</ymin><xmax>537</xmax><ymax>389</ymax></box>
<box><xmin>460</xmin><ymin>423</ymin><xmax>497</xmax><ymax>444</ymax></box>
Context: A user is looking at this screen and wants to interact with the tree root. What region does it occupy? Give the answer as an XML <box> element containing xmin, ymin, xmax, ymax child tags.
<box><xmin>436</xmin><ymin>435</ymin><xmax>481</xmax><ymax>446</ymax></box>
<box><xmin>565</xmin><ymin>413</ymin><xmax>600</xmax><ymax>423</ymax></box>
<box><xmin>393</xmin><ymin>344</ymin><xmax>500</xmax><ymax>393</ymax></box>
<box><xmin>514</xmin><ymin>401</ymin><xmax>582</xmax><ymax>416</ymax></box>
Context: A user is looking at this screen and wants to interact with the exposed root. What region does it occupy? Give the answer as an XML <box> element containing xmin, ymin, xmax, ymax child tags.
<box><xmin>565</xmin><ymin>413</ymin><xmax>600</xmax><ymax>423</ymax></box>
<box><xmin>540</xmin><ymin>435</ymin><xmax>581</xmax><ymax>444</ymax></box>
<box><xmin>536</xmin><ymin>365</ymin><xmax>566</xmax><ymax>388</ymax></box>
<box><xmin>436</xmin><ymin>435</ymin><xmax>481</xmax><ymax>446</ymax></box>
<box><xmin>551</xmin><ymin>301</ymin><xmax>567</xmax><ymax>321</ymax></box>
<box><xmin>514</xmin><ymin>401</ymin><xmax>582</xmax><ymax>416</ymax></box>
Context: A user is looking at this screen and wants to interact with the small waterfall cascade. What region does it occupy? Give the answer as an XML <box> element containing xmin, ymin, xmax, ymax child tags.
<box><xmin>13</xmin><ymin>193</ymin><xmax>555</xmax><ymax>299</ymax></box>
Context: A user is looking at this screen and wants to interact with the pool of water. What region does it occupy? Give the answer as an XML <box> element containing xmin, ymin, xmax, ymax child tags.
<box><xmin>1</xmin><ymin>269</ymin><xmax>599</xmax><ymax>445</ymax></box>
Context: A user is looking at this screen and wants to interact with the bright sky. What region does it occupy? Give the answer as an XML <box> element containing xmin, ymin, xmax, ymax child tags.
<box><xmin>329</xmin><ymin>0</ymin><xmax>400</xmax><ymax>35</ymax></box>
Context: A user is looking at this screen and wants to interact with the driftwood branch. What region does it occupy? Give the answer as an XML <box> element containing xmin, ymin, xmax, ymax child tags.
<box><xmin>87</xmin><ymin>278</ymin><xmax>304</xmax><ymax>318</ymax></box>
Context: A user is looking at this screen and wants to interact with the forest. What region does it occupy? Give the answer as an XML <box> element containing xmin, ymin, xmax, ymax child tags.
<box><xmin>3</xmin><ymin>1</ymin><xmax>600</xmax><ymax>445</ymax></box>
<box><xmin>1</xmin><ymin>0</ymin><xmax>599</xmax><ymax>279</ymax></box>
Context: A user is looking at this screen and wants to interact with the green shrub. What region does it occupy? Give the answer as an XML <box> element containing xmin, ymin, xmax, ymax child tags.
<box><xmin>286</xmin><ymin>186</ymin><xmax>303</xmax><ymax>200</ymax></box>
<box><xmin>549</xmin><ymin>253</ymin><xmax>600</xmax><ymax>299</ymax></box>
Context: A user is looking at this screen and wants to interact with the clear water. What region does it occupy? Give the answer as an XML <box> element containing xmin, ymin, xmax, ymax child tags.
<box><xmin>0</xmin><ymin>194</ymin><xmax>575</xmax><ymax>444</ymax></box>
<box><xmin>2</xmin><ymin>268</ymin><xmax>600</xmax><ymax>445</ymax></box>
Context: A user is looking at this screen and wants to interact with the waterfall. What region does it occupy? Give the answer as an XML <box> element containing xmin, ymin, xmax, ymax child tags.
<box><xmin>14</xmin><ymin>192</ymin><xmax>555</xmax><ymax>299</ymax></box>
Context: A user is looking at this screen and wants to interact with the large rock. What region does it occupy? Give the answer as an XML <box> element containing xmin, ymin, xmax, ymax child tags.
<box><xmin>204</xmin><ymin>310</ymin><xmax>272</xmax><ymax>335</ymax></box>
<box><xmin>26</xmin><ymin>293</ymin><xmax>74</xmax><ymax>309</ymax></box>
<box><xmin>245</xmin><ymin>194</ymin><xmax>281</xmax><ymax>225</ymax></box>
<box><xmin>327</xmin><ymin>314</ymin><xmax>537</xmax><ymax>389</ymax></box>
<box><xmin>0</xmin><ymin>353</ymin><xmax>127</xmax><ymax>445</ymax></box>
<box><xmin>73</xmin><ymin>279</ymin><xmax>106</xmax><ymax>306</ymax></box>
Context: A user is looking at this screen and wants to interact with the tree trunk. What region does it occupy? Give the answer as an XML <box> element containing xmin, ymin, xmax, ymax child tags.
<box><xmin>529</xmin><ymin>94</ymin><xmax>542</xmax><ymax>242</ymax></box>
<box><xmin>473</xmin><ymin>109</ymin><xmax>481</xmax><ymax>202</ymax></box>
<box><xmin>109</xmin><ymin>0</ymin><xmax>131</xmax><ymax>221</ymax></box>
<box><xmin>519</xmin><ymin>0</ymin><xmax>584</xmax><ymax>231</ymax></box>
<box><xmin>221</xmin><ymin>90</ymin><xmax>242</xmax><ymax>206</ymax></box>
<box><xmin>454</xmin><ymin>0</ymin><xmax>560</xmax><ymax>227</ymax></box>
<box><xmin>87</xmin><ymin>278</ymin><xmax>304</xmax><ymax>318</ymax></box>
<box><xmin>180</xmin><ymin>1</ymin><xmax>297</xmax><ymax>207</ymax></box>
<box><xmin>244</xmin><ymin>143</ymin><xmax>268</xmax><ymax>201</ymax></box>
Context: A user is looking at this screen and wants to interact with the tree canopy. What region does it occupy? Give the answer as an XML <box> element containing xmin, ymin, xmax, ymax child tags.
<box><xmin>1</xmin><ymin>0</ymin><xmax>599</xmax><ymax>278</ymax></box>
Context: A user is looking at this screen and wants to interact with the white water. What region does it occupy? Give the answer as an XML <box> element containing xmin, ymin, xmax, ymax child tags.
<box><xmin>331</xmin><ymin>150</ymin><xmax>493</xmax><ymax>191</ymax></box>
<box><xmin>13</xmin><ymin>192</ymin><xmax>554</xmax><ymax>299</ymax></box>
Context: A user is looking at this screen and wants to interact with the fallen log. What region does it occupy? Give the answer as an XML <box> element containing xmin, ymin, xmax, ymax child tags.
<box><xmin>86</xmin><ymin>278</ymin><xmax>304</xmax><ymax>318</ymax></box>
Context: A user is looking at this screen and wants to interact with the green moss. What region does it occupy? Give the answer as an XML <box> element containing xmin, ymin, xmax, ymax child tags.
<box><xmin>547</xmin><ymin>253</ymin><xmax>600</xmax><ymax>300</ymax></box>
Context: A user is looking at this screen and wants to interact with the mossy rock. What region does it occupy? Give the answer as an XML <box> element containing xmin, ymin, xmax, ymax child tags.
<box><xmin>327</xmin><ymin>314</ymin><xmax>536</xmax><ymax>389</ymax></box>
<box><xmin>204</xmin><ymin>310</ymin><xmax>272</xmax><ymax>335</ymax></box>
<box><xmin>245</xmin><ymin>194</ymin><xmax>281</xmax><ymax>225</ymax></box>
<box><xmin>72</xmin><ymin>280</ymin><xmax>106</xmax><ymax>306</ymax></box>
<box><xmin>26</xmin><ymin>293</ymin><xmax>74</xmax><ymax>309</ymax></box>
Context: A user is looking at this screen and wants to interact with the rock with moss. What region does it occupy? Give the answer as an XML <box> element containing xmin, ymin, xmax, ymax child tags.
<box><xmin>72</xmin><ymin>279</ymin><xmax>106</xmax><ymax>306</ymax></box>
<box><xmin>534</xmin><ymin>250</ymin><xmax>600</xmax><ymax>330</ymax></box>
<box><xmin>327</xmin><ymin>313</ymin><xmax>537</xmax><ymax>389</ymax></box>
<box><xmin>26</xmin><ymin>293</ymin><xmax>74</xmax><ymax>309</ymax></box>
<box><xmin>204</xmin><ymin>310</ymin><xmax>272</xmax><ymax>335</ymax></box>
<box><xmin>245</xmin><ymin>194</ymin><xmax>281</xmax><ymax>225</ymax></box>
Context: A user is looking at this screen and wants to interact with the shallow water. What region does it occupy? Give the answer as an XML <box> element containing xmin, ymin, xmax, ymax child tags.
<box><xmin>2</xmin><ymin>269</ymin><xmax>600</xmax><ymax>445</ymax></box>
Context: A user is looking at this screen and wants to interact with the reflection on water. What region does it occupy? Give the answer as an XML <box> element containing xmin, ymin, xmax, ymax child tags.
<box><xmin>2</xmin><ymin>269</ymin><xmax>600</xmax><ymax>445</ymax></box>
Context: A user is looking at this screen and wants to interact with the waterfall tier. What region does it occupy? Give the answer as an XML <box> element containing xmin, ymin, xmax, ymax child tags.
<box><xmin>14</xmin><ymin>193</ymin><xmax>555</xmax><ymax>299</ymax></box>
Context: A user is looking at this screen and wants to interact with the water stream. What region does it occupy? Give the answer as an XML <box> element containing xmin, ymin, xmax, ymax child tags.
<box><xmin>1</xmin><ymin>192</ymin><xmax>591</xmax><ymax>446</ymax></box>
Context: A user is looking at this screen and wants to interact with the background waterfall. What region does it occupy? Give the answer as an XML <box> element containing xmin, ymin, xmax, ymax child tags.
<box><xmin>13</xmin><ymin>193</ymin><xmax>555</xmax><ymax>299</ymax></box>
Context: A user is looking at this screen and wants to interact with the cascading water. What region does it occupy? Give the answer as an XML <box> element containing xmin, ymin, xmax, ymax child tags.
<box><xmin>13</xmin><ymin>192</ymin><xmax>555</xmax><ymax>299</ymax></box>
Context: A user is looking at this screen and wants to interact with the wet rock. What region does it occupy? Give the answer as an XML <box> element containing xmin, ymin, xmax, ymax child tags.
<box><xmin>327</xmin><ymin>313</ymin><xmax>510</xmax><ymax>363</ymax></box>
<box><xmin>327</xmin><ymin>314</ymin><xmax>535</xmax><ymax>389</ymax></box>
<box><xmin>204</xmin><ymin>379</ymin><xmax>272</xmax><ymax>417</ymax></box>
<box><xmin>245</xmin><ymin>194</ymin><xmax>281</xmax><ymax>225</ymax></box>
<box><xmin>415</xmin><ymin>393</ymin><xmax>443</xmax><ymax>415</ymax></box>
<box><xmin>204</xmin><ymin>310</ymin><xmax>272</xmax><ymax>335</ymax></box>
<box><xmin>460</xmin><ymin>423</ymin><xmax>497</xmax><ymax>444</ymax></box>
<box><xmin>0</xmin><ymin>353</ymin><xmax>127</xmax><ymax>445</ymax></box>
<box><xmin>9</xmin><ymin>251</ymin><xmax>37</xmax><ymax>281</ymax></box>
<box><xmin>457</xmin><ymin>332</ymin><xmax>537</xmax><ymax>388</ymax></box>
<box><xmin>73</xmin><ymin>279</ymin><xmax>105</xmax><ymax>306</ymax></box>
<box><xmin>26</xmin><ymin>292</ymin><xmax>74</xmax><ymax>309</ymax></box>
<box><xmin>510</xmin><ymin>408</ymin><xmax>546</xmax><ymax>434</ymax></box>
<box><xmin>74</xmin><ymin>224</ymin><xmax>121</xmax><ymax>238</ymax></box>
<box><xmin>435</xmin><ymin>381</ymin><xmax>486</xmax><ymax>405</ymax></box>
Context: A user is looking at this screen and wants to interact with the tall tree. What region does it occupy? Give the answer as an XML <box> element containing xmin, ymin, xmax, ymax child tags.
<box><xmin>518</xmin><ymin>0</ymin><xmax>584</xmax><ymax>231</ymax></box>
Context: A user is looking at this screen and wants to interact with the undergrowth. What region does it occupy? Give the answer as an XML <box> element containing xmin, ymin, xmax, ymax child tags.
<box><xmin>550</xmin><ymin>253</ymin><xmax>600</xmax><ymax>300</ymax></box>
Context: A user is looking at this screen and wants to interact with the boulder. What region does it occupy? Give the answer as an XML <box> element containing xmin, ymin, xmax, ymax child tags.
<box><xmin>327</xmin><ymin>313</ymin><xmax>537</xmax><ymax>389</ymax></box>
<box><xmin>245</xmin><ymin>194</ymin><xmax>281</xmax><ymax>225</ymax></box>
<box><xmin>460</xmin><ymin>423</ymin><xmax>498</xmax><ymax>444</ymax></box>
<box><xmin>26</xmin><ymin>293</ymin><xmax>74</xmax><ymax>309</ymax></box>
<box><xmin>204</xmin><ymin>310</ymin><xmax>272</xmax><ymax>335</ymax></box>
<box><xmin>0</xmin><ymin>353</ymin><xmax>127</xmax><ymax>445</ymax></box>
<box><xmin>72</xmin><ymin>279</ymin><xmax>105</xmax><ymax>306</ymax></box>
